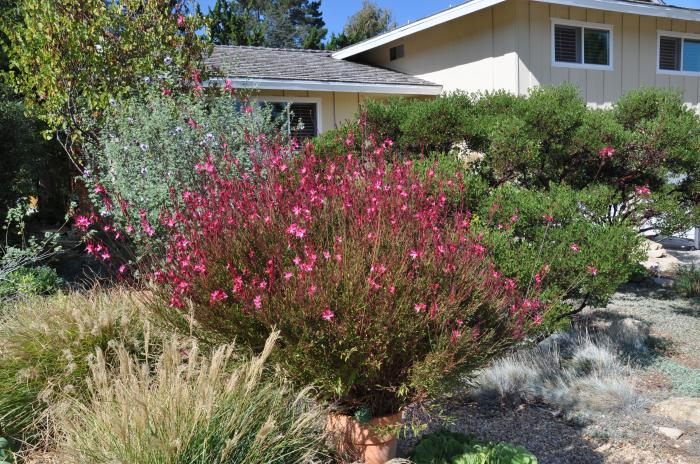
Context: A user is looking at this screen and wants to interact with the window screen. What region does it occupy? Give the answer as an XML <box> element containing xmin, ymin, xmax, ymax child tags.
<box><xmin>659</xmin><ymin>36</ymin><xmax>682</xmax><ymax>71</ymax></box>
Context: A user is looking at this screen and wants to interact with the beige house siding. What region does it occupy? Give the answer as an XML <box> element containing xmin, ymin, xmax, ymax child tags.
<box><xmin>256</xmin><ymin>90</ymin><xmax>400</xmax><ymax>133</ymax></box>
<box><xmin>515</xmin><ymin>0</ymin><xmax>700</xmax><ymax>110</ymax></box>
<box><xmin>352</xmin><ymin>0</ymin><xmax>700</xmax><ymax>110</ymax></box>
<box><xmin>355</xmin><ymin>2</ymin><xmax>519</xmax><ymax>94</ymax></box>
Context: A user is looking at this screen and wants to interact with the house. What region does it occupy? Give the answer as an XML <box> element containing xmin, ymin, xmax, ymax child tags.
<box><xmin>205</xmin><ymin>0</ymin><xmax>700</xmax><ymax>136</ymax></box>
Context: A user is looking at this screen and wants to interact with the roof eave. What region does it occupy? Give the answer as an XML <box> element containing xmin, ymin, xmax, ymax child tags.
<box><xmin>331</xmin><ymin>0</ymin><xmax>507</xmax><ymax>60</ymax></box>
<box><xmin>332</xmin><ymin>0</ymin><xmax>700</xmax><ymax>60</ymax></box>
<box><xmin>208</xmin><ymin>77</ymin><xmax>443</xmax><ymax>96</ymax></box>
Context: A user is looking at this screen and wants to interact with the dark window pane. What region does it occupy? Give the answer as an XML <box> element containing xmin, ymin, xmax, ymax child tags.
<box><xmin>660</xmin><ymin>36</ymin><xmax>682</xmax><ymax>71</ymax></box>
<box><xmin>683</xmin><ymin>39</ymin><xmax>700</xmax><ymax>72</ymax></box>
<box><xmin>555</xmin><ymin>25</ymin><xmax>581</xmax><ymax>63</ymax></box>
<box><xmin>390</xmin><ymin>45</ymin><xmax>404</xmax><ymax>61</ymax></box>
<box><xmin>289</xmin><ymin>103</ymin><xmax>317</xmax><ymax>138</ymax></box>
<box><xmin>584</xmin><ymin>28</ymin><xmax>609</xmax><ymax>66</ymax></box>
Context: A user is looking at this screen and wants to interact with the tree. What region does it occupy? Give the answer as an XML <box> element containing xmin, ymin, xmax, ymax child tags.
<box><xmin>205</xmin><ymin>0</ymin><xmax>327</xmax><ymax>50</ymax></box>
<box><xmin>206</xmin><ymin>0</ymin><xmax>266</xmax><ymax>46</ymax></box>
<box><xmin>1</xmin><ymin>0</ymin><xmax>207</xmax><ymax>164</ymax></box>
<box><xmin>326</xmin><ymin>0</ymin><xmax>394</xmax><ymax>50</ymax></box>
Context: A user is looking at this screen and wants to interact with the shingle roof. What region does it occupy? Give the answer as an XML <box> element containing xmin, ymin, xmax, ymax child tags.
<box><xmin>204</xmin><ymin>45</ymin><xmax>440</xmax><ymax>88</ymax></box>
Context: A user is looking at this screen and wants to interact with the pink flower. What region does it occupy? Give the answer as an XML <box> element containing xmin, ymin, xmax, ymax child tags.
<box><xmin>409</xmin><ymin>250</ymin><xmax>419</xmax><ymax>260</ymax></box>
<box><xmin>451</xmin><ymin>329</ymin><xmax>461</xmax><ymax>342</ymax></box>
<box><xmin>599</xmin><ymin>146</ymin><xmax>615</xmax><ymax>158</ymax></box>
<box><xmin>75</xmin><ymin>215</ymin><xmax>91</xmax><ymax>230</ymax></box>
<box><xmin>587</xmin><ymin>265</ymin><xmax>599</xmax><ymax>276</ymax></box>
<box><xmin>322</xmin><ymin>308</ymin><xmax>335</xmax><ymax>321</ymax></box>
<box><xmin>570</xmin><ymin>243</ymin><xmax>580</xmax><ymax>253</ymax></box>
<box><xmin>177</xmin><ymin>14</ymin><xmax>186</xmax><ymax>28</ymax></box>
<box><xmin>533</xmin><ymin>314</ymin><xmax>543</xmax><ymax>326</ymax></box>
<box><xmin>210</xmin><ymin>289</ymin><xmax>228</xmax><ymax>304</ymax></box>
<box><xmin>635</xmin><ymin>185</ymin><xmax>651</xmax><ymax>196</ymax></box>
<box><xmin>414</xmin><ymin>302</ymin><xmax>427</xmax><ymax>313</ymax></box>
<box><xmin>287</xmin><ymin>223</ymin><xmax>306</xmax><ymax>238</ymax></box>
<box><xmin>118</xmin><ymin>264</ymin><xmax>127</xmax><ymax>274</ymax></box>
<box><xmin>162</xmin><ymin>87</ymin><xmax>172</xmax><ymax>97</ymax></box>
<box><xmin>253</xmin><ymin>295</ymin><xmax>262</xmax><ymax>310</ymax></box>
<box><xmin>100</xmin><ymin>251</ymin><xmax>111</xmax><ymax>261</ymax></box>
<box><xmin>284</xmin><ymin>272</ymin><xmax>293</xmax><ymax>281</ymax></box>
<box><xmin>542</xmin><ymin>214</ymin><xmax>554</xmax><ymax>223</ymax></box>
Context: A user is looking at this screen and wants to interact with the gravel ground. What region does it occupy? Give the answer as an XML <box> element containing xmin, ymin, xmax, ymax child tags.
<box><xmin>397</xmin><ymin>269</ymin><xmax>700</xmax><ymax>464</ymax></box>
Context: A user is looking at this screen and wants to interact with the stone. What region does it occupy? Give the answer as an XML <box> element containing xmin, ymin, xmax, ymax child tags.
<box><xmin>608</xmin><ymin>318</ymin><xmax>650</xmax><ymax>352</ymax></box>
<box><xmin>647</xmin><ymin>249</ymin><xmax>667</xmax><ymax>259</ymax></box>
<box><xmin>642</xmin><ymin>239</ymin><xmax>664</xmax><ymax>251</ymax></box>
<box><xmin>653</xmin><ymin>398</ymin><xmax>700</xmax><ymax>426</ymax></box>
<box><xmin>642</xmin><ymin>255</ymin><xmax>682</xmax><ymax>277</ymax></box>
<box><xmin>655</xmin><ymin>426</ymin><xmax>684</xmax><ymax>440</ymax></box>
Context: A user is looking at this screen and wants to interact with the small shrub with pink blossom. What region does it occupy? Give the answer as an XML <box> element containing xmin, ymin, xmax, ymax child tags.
<box><xmin>154</xmin><ymin>140</ymin><xmax>544</xmax><ymax>417</ymax></box>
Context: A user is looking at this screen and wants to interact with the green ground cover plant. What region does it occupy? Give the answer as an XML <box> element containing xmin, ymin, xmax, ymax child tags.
<box><xmin>411</xmin><ymin>430</ymin><xmax>538</xmax><ymax>464</ymax></box>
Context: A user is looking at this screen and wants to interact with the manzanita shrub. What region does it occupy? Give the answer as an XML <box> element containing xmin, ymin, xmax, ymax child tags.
<box><xmin>154</xmin><ymin>139</ymin><xmax>544</xmax><ymax>416</ymax></box>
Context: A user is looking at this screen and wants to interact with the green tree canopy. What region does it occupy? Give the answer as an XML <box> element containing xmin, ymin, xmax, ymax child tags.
<box><xmin>1</xmin><ymin>0</ymin><xmax>206</xmax><ymax>160</ymax></box>
<box><xmin>206</xmin><ymin>0</ymin><xmax>327</xmax><ymax>49</ymax></box>
<box><xmin>326</xmin><ymin>0</ymin><xmax>394</xmax><ymax>50</ymax></box>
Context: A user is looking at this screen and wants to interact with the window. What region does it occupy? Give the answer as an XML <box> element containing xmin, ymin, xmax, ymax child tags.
<box><xmin>390</xmin><ymin>44</ymin><xmax>404</xmax><ymax>61</ymax></box>
<box><xmin>658</xmin><ymin>32</ymin><xmax>700</xmax><ymax>74</ymax></box>
<box><xmin>259</xmin><ymin>100</ymin><xmax>320</xmax><ymax>138</ymax></box>
<box><xmin>552</xmin><ymin>20</ymin><xmax>612</xmax><ymax>69</ymax></box>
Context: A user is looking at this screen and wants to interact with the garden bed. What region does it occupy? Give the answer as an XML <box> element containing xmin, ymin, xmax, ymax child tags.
<box><xmin>398</xmin><ymin>269</ymin><xmax>700</xmax><ymax>464</ymax></box>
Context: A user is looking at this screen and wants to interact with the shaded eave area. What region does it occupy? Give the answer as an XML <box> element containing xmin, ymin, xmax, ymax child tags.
<box><xmin>332</xmin><ymin>0</ymin><xmax>700</xmax><ymax>60</ymax></box>
<box><xmin>204</xmin><ymin>45</ymin><xmax>443</xmax><ymax>96</ymax></box>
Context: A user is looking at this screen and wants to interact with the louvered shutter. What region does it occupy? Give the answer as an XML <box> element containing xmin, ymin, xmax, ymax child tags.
<box><xmin>554</xmin><ymin>25</ymin><xmax>581</xmax><ymax>63</ymax></box>
<box><xmin>659</xmin><ymin>36</ymin><xmax>681</xmax><ymax>71</ymax></box>
<box><xmin>289</xmin><ymin>103</ymin><xmax>318</xmax><ymax>138</ymax></box>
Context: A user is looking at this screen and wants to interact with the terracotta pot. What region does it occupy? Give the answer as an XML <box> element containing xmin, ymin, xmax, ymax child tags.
<box><xmin>326</xmin><ymin>411</ymin><xmax>402</xmax><ymax>464</ymax></box>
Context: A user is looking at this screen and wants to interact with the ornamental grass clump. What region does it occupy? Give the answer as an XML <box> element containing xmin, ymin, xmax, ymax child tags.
<box><xmin>0</xmin><ymin>289</ymin><xmax>156</xmax><ymax>445</ymax></box>
<box><xmin>54</xmin><ymin>332</ymin><xmax>328</xmax><ymax>464</ymax></box>
<box><xmin>155</xmin><ymin>139</ymin><xmax>544</xmax><ymax>417</ymax></box>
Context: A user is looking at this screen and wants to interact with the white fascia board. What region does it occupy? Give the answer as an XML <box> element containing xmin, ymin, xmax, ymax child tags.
<box><xmin>331</xmin><ymin>0</ymin><xmax>508</xmax><ymax>60</ymax></box>
<box><xmin>332</xmin><ymin>0</ymin><xmax>700</xmax><ymax>61</ymax></box>
<box><xmin>535</xmin><ymin>0</ymin><xmax>700</xmax><ymax>22</ymax></box>
<box><xmin>208</xmin><ymin>77</ymin><xmax>443</xmax><ymax>95</ymax></box>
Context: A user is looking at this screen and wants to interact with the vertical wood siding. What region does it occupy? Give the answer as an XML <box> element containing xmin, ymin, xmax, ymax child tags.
<box><xmin>354</xmin><ymin>0</ymin><xmax>700</xmax><ymax>109</ymax></box>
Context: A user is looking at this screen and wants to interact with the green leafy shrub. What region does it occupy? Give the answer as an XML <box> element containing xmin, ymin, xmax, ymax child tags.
<box><xmin>0</xmin><ymin>265</ymin><xmax>62</xmax><ymax>302</ymax></box>
<box><xmin>473</xmin><ymin>183</ymin><xmax>644</xmax><ymax>327</ymax></box>
<box><xmin>82</xmin><ymin>85</ymin><xmax>282</xmax><ymax>267</ymax></box>
<box><xmin>0</xmin><ymin>290</ymin><xmax>157</xmax><ymax>444</ymax></box>
<box><xmin>55</xmin><ymin>333</ymin><xmax>329</xmax><ymax>464</ymax></box>
<box><xmin>675</xmin><ymin>265</ymin><xmax>700</xmax><ymax>298</ymax></box>
<box><xmin>412</xmin><ymin>430</ymin><xmax>538</xmax><ymax>464</ymax></box>
<box><xmin>342</xmin><ymin>86</ymin><xmax>700</xmax><ymax>235</ymax></box>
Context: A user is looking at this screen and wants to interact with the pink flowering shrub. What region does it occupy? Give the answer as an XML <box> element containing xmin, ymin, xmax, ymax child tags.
<box><xmin>155</xmin><ymin>141</ymin><xmax>543</xmax><ymax>416</ymax></box>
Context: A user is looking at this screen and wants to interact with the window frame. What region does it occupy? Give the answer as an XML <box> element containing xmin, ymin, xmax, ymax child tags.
<box><xmin>657</xmin><ymin>30</ymin><xmax>700</xmax><ymax>76</ymax></box>
<box><xmin>550</xmin><ymin>18</ymin><xmax>614</xmax><ymax>71</ymax></box>
<box><xmin>254</xmin><ymin>96</ymin><xmax>323</xmax><ymax>136</ymax></box>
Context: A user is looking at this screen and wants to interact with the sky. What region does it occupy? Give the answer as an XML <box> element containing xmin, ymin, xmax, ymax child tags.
<box><xmin>197</xmin><ymin>0</ymin><xmax>700</xmax><ymax>36</ymax></box>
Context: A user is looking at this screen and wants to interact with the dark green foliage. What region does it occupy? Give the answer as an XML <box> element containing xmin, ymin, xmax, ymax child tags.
<box><xmin>473</xmin><ymin>183</ymin><xmax>644</xmax><ymax>327</ymax></box>
<box><xmin>335</xmin><ymin>86</ymin><xmax>700</xmax><ymax>236</ymax></box>
<box><xmin>0</xmin><ymin>96</ymin><xmax>71</xmax><ymax>222</ymax></box>
<box><xmin>205</xmin><ymin>0</ymin><xmax>327</xmax><ymax>49</ymax></box>
<box><xmin>675</xmin><ymin>265</ymin><xmax>700</xmax><ymax>298</ymax></box>
<box><xmin>0</xmin><ymin>265</ymin><xmax>62</xmax><ymax>302</ymax></box>
<box><xmin>412</xmin><ymin>430</ymin><xmax>538</xmax><ymax>464</ymax></box>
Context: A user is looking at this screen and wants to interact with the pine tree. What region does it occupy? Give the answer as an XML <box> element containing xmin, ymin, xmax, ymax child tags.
<box><xmin>205</xmin><ymin>0</ymin><xmax>326</xmax><ymax>49</ymax></box>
